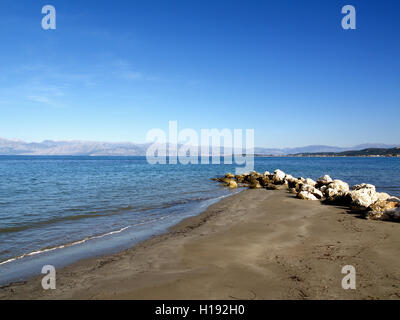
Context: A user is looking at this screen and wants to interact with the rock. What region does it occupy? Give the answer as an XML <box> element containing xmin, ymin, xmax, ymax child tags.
<box><xmin>305</xmin><ymin>178</ymin><xmax>316</xmax><ymax>187</ymax></box>
<box><xmin>249</xmin><ymin>181</ymin><xmax>262</xmax><ymax>189</ymax></box>
<box><xmin>287</xmin><ymin>178</ymin><xmax>300</xmax><ymax>189</ymax></box>
<box><xmin>249</xmin><ymin>177</ymin><xmax>262</xmax><ymax>189</ymax></box>
<box><xmin>387</xmin><ymin>196</ymin><xmax>400</xmax><ymax>203</ymax></box>
<box><xmin>350</xmin><ymin>184</ymin><xmax>378</xmax><ymax>210</ymax></box>
<box><xmin>259</xmin><ymin>176</ymin><xmax>272</xmax><ymax>187</ymax></box>
<box><xmin>320</xmin><ymin>185</ymin><xmax>328</xmax><ymax>193</ymax></box>
<box><xmin>300</xmin><ymin>184</ymin><xmax>324</xmax><ymax>199</ymax></box>
<box><xmin>219</xmin><ymin>177</ymin><xmax>233</xmax><ymax>184</ymax></box>
<box><xmin>324</xmin><ymin>180</ymin><xmax>350</xmax><ymax>198</ymax></box>
<box><xmin>369</xmin><ymin>200</ymin><xmax>398</xmax><ymax>213</ymax></box>
<box><xmin>316</xmin><ymin>175</ymin><xmax>333</xmax><ymax>187</ymax></box>
<box><xmin>323</xmin><ymin>180</ymin><xmax>351</xmax><ymax>205</ymax></box>
<box><xmin>366</xmin><ymin>202</ymin><xmax>400</xmax><ymax>221</ymax></box>
<box><xmin>225</xmin><ymin>173</ymin><xmax>235</xmax><ymax>179</ymax></box>
<box><xmin>264</xmin><ymin>183</ymin><xmax>279</xmax><ymax>190</ymax></box>
<box><xmin>297</xmin><ymin>191</ymin><xmax>318</xmax><ymax>201</ymax></box>
<box><xmin>376</xmin><ymin>192</ymin><xmax>390</xmax><ymax>201</ymax></box>
<box><xmin>289</xmin><ymin>187</ymin><xmax>297</xmax><ymax>194</ymax></box>
<box><xmin>235</xmin><ymin>174</ymin><xmax>246</xmax><ymax>183</ymax></box>
<box><xmin>228</xmin><ymin>180</ymin><xmax>238</xmax><ymax>188</ymax></box>
<box><xmin>249</xmin><ymin>171</ymin><xmax>263</xmax><ymax>180</ymax></box>
<box><xmin>352</xmin><ymin>183</ymin><xmax>376</xmax><ymax>192</ymax></box>
<box><xmin>264</xmin><ymin>171</ymin><xmax>270</xmax><ymax>176</ymax></box>
<box><xmin>273</xmin><ymin>169</ymin><xmax>286</xmax><ymax>184</ymax></box>
<box><xmin>284</xmin><ymin>174</ymin><xmax>296</xmax><ymax>183</ymax></box>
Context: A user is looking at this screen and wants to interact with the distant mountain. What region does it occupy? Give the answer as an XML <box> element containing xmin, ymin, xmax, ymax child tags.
<box><xmin>292</xmin><ymin>147</ymin><xmax>400</xmax><ymax>157</ymax></box>
<box><xmin>0</xmin><ymin>138</ymin><xmax>152</xmax><ymax>156</ymax></box>
<box><xmin>255</xmin><ymin>144</ymin><xmax>400</xmax><ymax>156</ymax></box>
<box><xmin>0</xmin><ymin>138</ymin><xmax>398</xmax><ymax>156</ymax></box>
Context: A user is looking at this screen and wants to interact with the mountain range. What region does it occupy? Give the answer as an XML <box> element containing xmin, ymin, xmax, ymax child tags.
<box><xmin>0</xmin><ymin>138</ymin><xmax>398</xmax><ymax>156</ymax></box>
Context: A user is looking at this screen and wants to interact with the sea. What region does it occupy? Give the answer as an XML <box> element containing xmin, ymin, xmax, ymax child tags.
<box><xmin>0</xmin><ymin>156</ymin><xmax>399</xmax><ymax>285</ymax></box>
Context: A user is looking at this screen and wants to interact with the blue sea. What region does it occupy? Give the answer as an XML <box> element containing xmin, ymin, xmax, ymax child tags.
<box><xmin>0</xmin><ymin>156</ymin><xmax>399</xmax><ymax>285</ymax></box>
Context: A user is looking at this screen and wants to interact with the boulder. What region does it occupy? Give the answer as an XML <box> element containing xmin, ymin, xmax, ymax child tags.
<box><xmin>369</xmin><ymin>200</ymin><xmax>398</xmax><ymax>213</ymax></box>
<box><xmin>324</xmin><ymin>180</ymin><xmax>350</xmax><ymax>198</ymax></box>
<box><xmin>264</xmin><ymin>183</ymin><xmax>279</xmax><ymax>190</ymax></box>
<box><xmin>259</xmin><ymin>176</ymin><xmax>272</xmax><ymax>187</ymax></box>
<box><xmin>272</xmin><ymin>169</ymin><xmax>286</xmax><ymax>184</ymax></box>
<box><xmin>219</xmin><ymin>177</ymin><xmax>233</xmax><ymax>184</ymax></box>
<box><xmin>316</xmin><ymin>175</ymin><xmax>333</xmax><ymax>187</ymax></box>
<box><xmin>225</xmin><ymin>173</ymin><xmax>235</xmax><ymax>179</ymax></box>
<box><xmin>289</xmin><ymin>187</ymin><xmax>297</xmax><ymax>194</ymax></box>
<box><xmin>323</xmin><ymin>180</ymin><xmax>351</xmax><ymax>204</ymax></box>
<box><xmin>264</xmin><ymin>171</ymin><xmax>271</xmax><ymax>176</ymax></box>
<box><xmin>235</xmin><ymin>174</ymin><xmax>245</xmax><ymax>183</ymax></box>
<box><xmin>320</xmin><ymin>185</ymin><xmax>328</xmax><ymax>193</ymax></box>
<box><xmin>305</xmin><ymin>178</ymin><xmax>316</xmax><ymax>187</ymax></box>
<box><xmin>350</xmin><ymin>184</ymin><xmax>378</xmax><ymax>210</ymax></box>
<box><xmin>284</xmin><ymin>174</ymin><xmax>296</xmax><ymax>183</ymax></box>
<box><xmin>228</xmin><ymin>180</ymin><xmax>238</xmax><ymax>189</ymax></box>
<box><xmin>352</xmin><ymin>183</ymin><xmax>376</xmax><ymax>192</ymax></box>
<box><xmin>376</xmin><ymin>192</ymin><xmax>391</xmax><ymax>201</ymax></box>
<box><xmin>287</xmin><ymin>178</ymin><xmax>300</xmax><ymax>189</ymax></box>
<box><xmin>297</xmin><ymin>191</ymin><xmax>318</xmax><ymax>201</ymax></box>
<box><xmin>387</xmin><ymin>196</ymin><xmax>400</xmax><ymax>203</ymax></box>
<box><xmin>300</xmin><ymin>184</ymin><xmax>324</xmax><ymax>199</ymax></box>
<box><xmin>249</xmin><ymin>177</ymin><xmax>262</xmax><ymax>189</ymax></box>
<box><xmin>366</xmin><ymin>202</ymin><xmax>400</xmax><ymax>221</ymax></box>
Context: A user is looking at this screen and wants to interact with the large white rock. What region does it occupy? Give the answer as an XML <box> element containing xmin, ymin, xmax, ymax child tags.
<box><xmin>350</xmin><ymin>184</ymin><xmax>378</xmax><ymax>209</ymax></box>
<box><xmin>284</xmin><ymin>174</ymin><xmax>296</xmax><ymax>183</ymax></box>
<box><xmin>352</xmin><ymin>183</ymin><xmax>376</xmax><ymax>192</ymax></box>
<box><xmin>300</xmin><ymin>184</ymin><xmax>324</xmax><ymax>199</ymax></box>
<box><xmin>297</xmin><ymin>191</ymin><xmax>318</xmax><ymax>201</ymax></box>
<box><xmin>273</xmin><ymin>169</ymin><xmax>286</xmax><ymax>183</ymax></box>
<box><xmin>264</xmin><ymin>171</ymin><xmax>270</xmax><ymax>176</ymax></box>
<box><xmin>376</xmin><ymin>192</ymin><xmax>390</xmax><ymax>201</ymax></box>
<box><xmin>317</xmin><ymin>175</ymin><xmax>333</xmax><ymax>186</ymax></box>
<box><xmin>305</xmin><ymin>178</ymin><xmax>316</xmax><ymax>187</ymax></box>
<box><xmin>324</xmin><ymin>180</ymin><xmax>350</xmax><ymax>198</ymax></box>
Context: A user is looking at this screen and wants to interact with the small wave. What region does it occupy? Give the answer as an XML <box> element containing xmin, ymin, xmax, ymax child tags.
<box><xmin>0</xmin><ymin>192</ymin><xmax>234</xmax><ymax>266</ymax></box>
<box><xmin>0</xmin><ymin>214</ymin><xmax>172</xmax><ymax>266</ymax></box>
<box><xmin>0</xmin><ymin>196</ymin><xmax>216</xmax><ymax>234</ymax></box>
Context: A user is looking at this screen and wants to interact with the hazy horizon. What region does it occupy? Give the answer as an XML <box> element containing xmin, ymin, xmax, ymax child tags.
<box><xmin>1</xmin><ymin>0</ymin><xmax>399</xmax><ymax>148</ymax></box>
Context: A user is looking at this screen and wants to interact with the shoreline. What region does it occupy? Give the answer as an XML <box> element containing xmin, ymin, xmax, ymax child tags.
<box><xmin>1</xmin><ymin>188</ymin><xmax>400</xmax><ymax>299</ymax></box>
<box><xmin>0</xmin><ymin>189</ymin><xmax>240</xmax><ymax>286</ymax></box>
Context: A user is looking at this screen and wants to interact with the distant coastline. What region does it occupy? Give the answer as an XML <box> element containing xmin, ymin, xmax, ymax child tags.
<box><xmin>255</xmin><ymin>147</ymin><xmax>400</xmax><ymax>158</ymax></box>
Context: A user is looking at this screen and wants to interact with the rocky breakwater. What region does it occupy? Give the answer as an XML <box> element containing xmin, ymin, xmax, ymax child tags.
<box><xmin>214</xmin><ymin>170</ymin><xmax>400</xmax><ymax>222</ymax></box>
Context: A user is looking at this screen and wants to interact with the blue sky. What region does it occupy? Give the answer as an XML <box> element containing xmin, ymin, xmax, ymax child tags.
<box><xmin>0</xmin><ymin>0</ymin><xmax>399</xmax><ymax>148</ymax></box>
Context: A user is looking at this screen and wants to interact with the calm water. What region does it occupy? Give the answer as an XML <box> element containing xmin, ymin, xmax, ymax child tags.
<box><xmin>0</xmin><ymin>156</ymin><xmax>399</xmax><ymax>284</ymax></box>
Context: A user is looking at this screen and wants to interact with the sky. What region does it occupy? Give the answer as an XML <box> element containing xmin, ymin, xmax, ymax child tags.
<box><xmin>0</xmin><ymin>0</ymin><xmax>399</xmax><ymax>148</ymax></box>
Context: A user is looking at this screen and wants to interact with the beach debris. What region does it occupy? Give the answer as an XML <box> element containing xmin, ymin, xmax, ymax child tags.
<box><xmin>213</xmin><ymin>169</ymin><xmax>400</xmax><ymax>223</ymax></box>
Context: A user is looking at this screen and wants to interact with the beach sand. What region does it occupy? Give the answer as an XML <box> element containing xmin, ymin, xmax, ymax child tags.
<box><xmin>1</xmin><ymin>189</ymin><xmax>400</xmax><ymax>300</ymax></box>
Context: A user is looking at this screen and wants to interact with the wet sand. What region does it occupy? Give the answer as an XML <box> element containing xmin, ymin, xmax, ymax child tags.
<box><xmin>1</xmin><ymin>189</ymin><xmax>400</xmax><ymax>300</ymax></box>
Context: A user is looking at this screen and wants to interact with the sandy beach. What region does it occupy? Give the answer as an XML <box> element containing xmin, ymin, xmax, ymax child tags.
<box><xmin>1</xmin><ymin>188</ymin><xmax>400</xmax><ymax>300</ymax></box>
